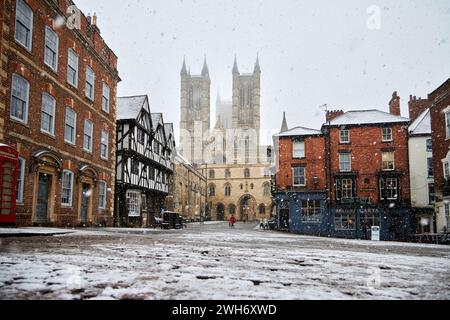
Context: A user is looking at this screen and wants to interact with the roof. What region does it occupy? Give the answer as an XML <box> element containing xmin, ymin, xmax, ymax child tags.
<box><xmin>164</xmin><ymin>123</ymin><xmax>174</xmax><ymax>136</ymax></box>
<box><xmin>409</xmin><ymin>108</ymin><xmax>431</xmax><ymax>136</ymax></box>
<box><xmin>117</xmin><ymin>95</ymin><xmax>147</xmax><ymax>120</ymax></box>
<box><xmin>174</xmin><ymin>149</ymin><xmax>192</xmax><ymax>167</ymax></box>
<box><xmin>324</xmin><ymin>110</ymin><xmax>409</xmax><ymax>126</ymax></box>
<box><xmin>151</xmin><ymin>113</ymin><xmax>163</xmax><ymax>130</ymax></box>
<box><xmin>274</xmin><ymin>126</ymin><xmax>322</xmax><ymax>137</ymax></box>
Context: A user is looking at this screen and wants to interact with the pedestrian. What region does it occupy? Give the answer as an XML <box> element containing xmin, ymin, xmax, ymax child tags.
<box><xmin>260</xmin><ymin>218</ymin><xmax>264</xmax><ymax>230</ymax></box>
<box><xmin>229</xmin><ymin>215</ymin><xmax>236</xmax><ymax>228</ymax></box>
<box><xmin>264</xmin><ymin>218</ymin><xmax>269</xmax><ymax>230</ymax></box>
<box><xmin>361</xmin><ymin>220</ymin><xmax>368</xmax><ymax>240</ymax></box>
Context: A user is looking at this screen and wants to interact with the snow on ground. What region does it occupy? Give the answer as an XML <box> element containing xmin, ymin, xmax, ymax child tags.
<box><xmin>0</xmin><ymin>222</ymin><xmax>449</xmax><ymax>300</ymax></box>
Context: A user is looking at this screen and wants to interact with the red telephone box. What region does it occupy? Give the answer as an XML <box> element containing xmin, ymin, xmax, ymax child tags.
<box><xmin>0</xmin><ymin>144</ymin><xmax>19</xmax><ymax>224</ymax></box>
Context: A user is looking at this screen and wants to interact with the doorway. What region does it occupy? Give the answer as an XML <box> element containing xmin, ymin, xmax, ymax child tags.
<box><xmin>37</xmin><ymin>173</ymin><xmax>51</xmax><ymax>223</ymax></box>
<box><xmin>80</xmin><ymin>183</ymin><xmax>91</xmax><ymax>224</ymax></box>
<box><xmin>216</xmin><ymin>203</ymin><xmax>225</xmax><ymax>221</ymax></box>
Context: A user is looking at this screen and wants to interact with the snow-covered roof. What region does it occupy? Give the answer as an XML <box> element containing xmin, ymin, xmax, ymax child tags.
<box><xmin>117</xmin><ymin>95</ymin><xmax>147</xmax><ymax>120</ymax></box>
<box><xmin>164</xmin><ymin>123</ymin><xmax>174</xmax><ymax>137</ymax></box>
<box><xmin>325</xmin><ymin>110</ymin><xmax>409</xmax><ymax>126</ymax></box>
<box><xmin>274</xmin><ymin>126</ymin><xmax>322</xmax><ymax>137</ymax></box>
<box><xmin>409</xmin><ymin>109</ymin><xmax>431</xmax><ymax>136</ymax></box>
<box><xmin>175</xmin><ymin>149</ymin><xmax>192</xmax><ymax>167</ymax></box>
<box><xmin>151</xmin><ymin>113</ymin><xmax>162</xmax><ymax>130</ymax></box>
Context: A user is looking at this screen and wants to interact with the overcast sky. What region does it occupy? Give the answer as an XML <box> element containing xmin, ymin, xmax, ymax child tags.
<box><xmin>75</xmin><ymin>0</ymin><xmax>450</xmax><ymax>145</ymax></box>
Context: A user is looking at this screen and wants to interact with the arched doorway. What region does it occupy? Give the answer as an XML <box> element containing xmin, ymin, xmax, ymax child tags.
<box><xmin>279</xmin><ymin>202</ymin><xmax>290</xmax><ymax>230</ymax></box>
<box><xmin>239</xmin><ymin>194</ymin><xmax>256</xmax><ymax>222</ymax></box>
<box><xmin>216</xmin><ymin>203</ymin><xmax>225</xmax><ymax>221</ymax></box>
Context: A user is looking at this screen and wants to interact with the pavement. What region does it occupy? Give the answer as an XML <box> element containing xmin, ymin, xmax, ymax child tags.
<box><xmin>0</xmin><ymin>222</ymin><xmax>449</xmax><ymax>300</ymax></box>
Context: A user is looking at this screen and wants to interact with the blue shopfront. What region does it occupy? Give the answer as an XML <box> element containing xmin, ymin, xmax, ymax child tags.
<box><xmin>274</xmin><ymin>192</ymin><xmax>412</xmax><ymax>241</ymax></box>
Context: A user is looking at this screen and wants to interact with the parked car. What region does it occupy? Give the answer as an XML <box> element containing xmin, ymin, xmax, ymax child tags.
<box><xmin>267</xmin><ymin>218</ymin><xmax>277</xmax><ymax>230</ymax></box>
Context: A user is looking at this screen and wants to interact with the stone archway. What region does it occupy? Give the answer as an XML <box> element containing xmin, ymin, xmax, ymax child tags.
<box><xmin>238</xmin><ymin>194</ymin><xmax>257</xmax><ymax>222</ymax></box>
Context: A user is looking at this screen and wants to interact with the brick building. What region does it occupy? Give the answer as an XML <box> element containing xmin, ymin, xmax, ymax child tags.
<box><xmin>0</xmin><ymin>0</ymin><xmax>120</xmax><ymax>226</ymax></box>
<box><xmin>272</xmin><ymin>113</ymin><xmax>327</xmax><ymax>232</ymax></box>
<box><xmin>273</xmin><ymin>93</ymin><xmax>413</xmax><ymax>241</ymax></box>
<box><xmin>429</xmin><ymin>78</ymin><xmax>450</xmax><ymax>232</ymax></box>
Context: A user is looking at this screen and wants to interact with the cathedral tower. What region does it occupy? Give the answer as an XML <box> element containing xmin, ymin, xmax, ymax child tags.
<box><xmin>179</xmin><ymin>57</ymin><xmax>211</xmax><ymax>164</ymax></box>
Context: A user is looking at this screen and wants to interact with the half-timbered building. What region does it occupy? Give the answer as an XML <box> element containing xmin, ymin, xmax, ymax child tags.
<box><xmin>115</xmin><ymin>95</ymin><xmax>174</xmax><ymax>227</ymax></box>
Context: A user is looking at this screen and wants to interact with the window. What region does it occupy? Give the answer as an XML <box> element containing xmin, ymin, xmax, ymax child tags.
<box><xmin>301</xmin><ymin>200</ymin><xmax>321</xmax><ymax>223</ymax></box>
<box><xmin>61</xmin><ymin>170</ymin><xmax>74</xmax><ymax>206</ymax></box>
<box><xmin>293</xmin><ymin>166</ymin><xmax>306</xmax><ymax>186</ymax></box>
<box><xmin>426</xmin><ymin>139</ymin><xmax>433</xmax><ymax>152</ymax></box>
<box><xmin>244</xmin><ymin>168</ymin><xmax>250</xmax><ymax>178</ymax></box>
<box><xmin>382</xmin><ymin>127</ymin><xmax>393</xmax><ymax>142</ymax></box>
<box><xmin>102</xmin><ymin>83</ymin><xmax>110</xmax><ymax>113</ymax></box>
<box><xmin>101</xmin><ymin>130</ymin><xmax>109</xmax><ymax>159</ymax></box>
<box><xmin>263</xmin><ymin>183</ymin><xmax>270</xmax><ymax>197</ymax></box>
<box><xmin>98</xmin><ymin>181</ymin><xmax>107</xmax><ymax>209</ymax></box>
<box><xmin>83</xmin><ymin>120</ymin><xmax>93</xmax><ymax>152</ymax></box>
<box><xmin>154</xmin><ymin>141</ymin><xmax>160</xmax><ymax>155</ymax></box>
<box><xmin>208</xmin><ymin>184</ymin><xmax>215</xmax><ymax>197</ymax></box>
<box><xmin>16</xmin><ymin>157</ymin><xmax>25</xmax><ymax>203</ymax></box>
<box><xmin>335</xmin><ymin>209</ymin><xmax>356</xmax><ymax>230</ymax></box>
<box><xmin>149</xmin><ymin>167</ymin><xmax>155</xmax><ymax>180</ymax></box>
<box><xmin>428</xmin><ymin>183</ymin><xmax>435</xmax><ymax>205</ymax></box>
<box><xmin>131</xmin><ymin>159</ymin><xmax>139</xmax><ymax>175</ymax></box>
<box><xmin>339</xmin><ymin>153</ymin><xmax>351</xmax><ymax>172</ymax></box>
<box><xmin>229</xmin><ymin>205</ymin><xmax>236</xmax><ymax>215</ymax></box>
<box><xmin>380</xmin><ymin>177</ymin><xmax>399</xmax><ymax>200</ymax></box>
<box><xmin>137</xmin><ymin>128</ymin><xmax>145</xmax><ymax>145</ymax></box>
<box><xmin>225</xmin><ymin>184</ymin><xmax>231</xmax><ymax>197</ymax></box>
<box><xmin>382</xmin><ymin>152</ymin><xmax>395</xmax><ymax>171</ymax></box>
<box><xmin>126</xmin><ymin>190</ymin><xmax>141</xmax><ymax>217</ymax></box>
<box><xmin>15</xmin><ymin>0</ymin><xmax>33</xmax><ymax>51</ymax></box>
<box><xmin>293</xmin><ymin>140</ymin><xmax>305</xmax><ymax>158</ymax></box>
<box><xmin>85</xmin><ymin>66</ymin><xmax>95</xmax><ymax>100</ymax></box>
<box><xmin>446</xmin><ymin>111</ymin><xmax>450</xmax><ymax>139</ymax></box>
<box><xmin>427</xmin><ymin>158</ymin><xmax>434</xmax><ymax>178</ymax></box>
<box><xmin>445</xmin><ymin>162</ymin><xmax>450</xmax><ymax>180</ymax></box>
<box><xmin>209</xmin><ymin>170</ymin><xmax>215</xmax><ymax>179</ymax></box>
<box><xmin>67</xmin><ymin>49</ymin><xmax>78</xmax><ymax>87</ymax></box>
<box><xmin>44</xmin><ymin>27</ymin><xmax>58</xmax><ymax>71</ymax></box>
<box><xmin>336</xmin><ymin>178</ymin><xmax>354</xmax><ymax>200</ymax></box>
<box><xmin>11</xmin><ymin>74</ymin><xmax>30</xmax><ymax>123</ymax></box>
<box><xmin>64</xmin><ymin>107</ymin><xmax>77</xmax><ymax>144</ymax></box>
<box><xmin>360</xmin><ymin>208</ymin><xmax>381</xmax><ymax>228</ymax></box>
<box><xmin>225</xmin><ymin>169</ymin><xmax>231</xmax><ymax>179</ymax></box>
<box><xmin>41</xmin><ymin>93</ymin><xmax>55</xmax><ymax>135</ymax></box>
<box><xmin>240</xmin><ymin>184</ymin><xmax>243</xmax><ymax>190</ymax></box>
<box><xmin>340</xmin><ymin>129</ymin><xmax>350</xmax><ymax>144</ymax></box>
<box><xmin>250</xmin><ymin>183</ymin><xmax>254</xmax><ymax>189</ymax></box>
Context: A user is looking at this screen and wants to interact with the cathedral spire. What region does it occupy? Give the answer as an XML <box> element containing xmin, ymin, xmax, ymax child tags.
<box><xmin>181</xmin><ymin>56</ymin><xmax>187</xmax><ymax>76</ymax></box>
<box><xmin>216</xmin><ymin>90</ymin><xmax>221</xmax><ymax>105</ymax></box>
<box><xmin>232</xmin><ymin>55</ymin><xmax>239</xmax><ymax>75</ymax></box>
<box><xmin>254</xmin><ymin>53</ymin><xmax>261</xmax><ymax>74</ymax></box>
<box><xmin>280</xmin><ymin>112</ymin><xmax>288</xmax><ymax>133</ymax></box>
<box><xmin>202</xmin><ymin>55</ymin><xmax>209</xmax><ymax>78</ymax></box>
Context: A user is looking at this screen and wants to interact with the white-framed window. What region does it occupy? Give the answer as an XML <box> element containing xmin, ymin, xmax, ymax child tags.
<box><xmin>15</xmin><ymin>0</ymin><xmax>33</xmax><ymax>51</ymax></box>
<box><xmin>126</xmin><ymin>190</ymin><xmax>141</xmax><ymax>217</ymax></box>
<box><xmin>382</xmin><ymin>127</ymin><xmax>393</xmax><ymax>142</ymax></box>
<box><xmin>380</xmin><ymin>177</ymin><xmax>399</xmax><ymax>200</ymax></box>
<box><xmin>301</xmin><ymin>200</ymin><xmax>321</xmax><ymax>223</ymax></box>
<box><xmin>61</xmin><ymin>170</ymin><xmax>74</xmax><ymax>206</ymax></box>
<box><xmin>83</xmin><ymin>120</ymin><xmax>93</xmax><ymax>152</ymax></box>
<box><xmin>293</xmin><ymin>140</ymin><xmax>305</xmax><ymax>158</ymax></box>
<box><xmin>427</xmin><ymin>158</ymin><xmax>434</xmax><ymax>178</ymax></box>
<box><xmin>445</xmin><ymin>203</ymin><xmax>450</xmax><ymax>229</ymax></box>
<box><xmin>426</xmin><ymin>139</ymin><xmax>433</xmax><ymax>152</ymax></box>
<box><xmin>339</xmin><ymin>129</ymin><xmax>350</xmax><ymax>144</ymax></box>
<box><xmin>16</xmin><ymin>157</ymin><xmax>26</xmax><ymax>203</ymax></box>
<box><xmin>41</xmin><ymin>93</ymin><xmax>56</xmax><ymax>135</ymax></box>
<box><xmin>336</xmin><ymin>178</ymin><xmax>354</xmax><ymax>200</ymax></box>
<box><xmin>67</xmin><ymin>48</ymin><xmax>78</xmax><ymax>87</ymax></box>
<box><xmin>382</xmin><ymin>152</ymin><xmax>395</xmax><ymax>171</ymax></box>
<box><xmin>85</xmin><ymin>66</ymin><xmax>95</xmax><ymax>100</ymax></box>
<box><xmin>64</xmin><ymin>107</ymin><xmax>77</xmax><ymax>145</ymax></box>
<box><xmin>98</xmin><ymin>181</ymin><xmax>107</xmax><ymax>209</ymax></box>
<box><xmin>444</xmin><ymin>161</ymin><xmax>450</xmax><ymax>180</ymax></box>
<box><xmin>293</xmin><ymin>166</ymin><xmax>306</xmax><ymax>186</ymax></box>
<box><xmin>339</xmin><ymin>153</ymin><xmax>351</xmax><ymax>172</ymax></box>
<box><xmin>11</xmin><ymin>74</ymin><xmax>30</xmax><ymax>124</ymax></box>
<box><xmin>102</xmin><ymin>83</ymin><xmax>110</xmax><ymax>113</ymax></box>
<box><xmin>44</xmin><ymin>26</ymin><xmax>58</xmax><ymax>71</ymax></box>
<box><xmin>428</xmin><ymin>183</ymin><xmax>435</xmax><ymax>205</ymax></box>
<box><xmin>446</xmin><ymin>111</ymin><xmax>450</xmax><ymax>139</ymax></box>
<box><xmin>101</xmin><ymin>130</ymin><xmax>109</xmax><ymax>160</ymax></box>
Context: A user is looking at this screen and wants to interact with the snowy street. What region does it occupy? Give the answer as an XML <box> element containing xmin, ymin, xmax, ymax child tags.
<box><xmin>0</xmin><ymin>222</ymin><xmax>449</xmax><ymax>300</ymax></box>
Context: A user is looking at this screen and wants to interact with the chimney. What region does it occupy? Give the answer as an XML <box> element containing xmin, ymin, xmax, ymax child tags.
<box><xmin>326</xmin><ymin>110</ymin><xmax>344</xmax><ymax>123</ymax></box>
<box><xmin>389</xmin><ymin>91</ymin><xmax>401</xmax><ymax>116</ymax></box>
<box><xmin>86</xmin><ymin>13</ymin><xmax>92</xmax><ymax>24</ymax></box>
<box><xmin>408</xmin><ymin>95</ymin><xmax>432</xmax><ymax>122</ymax></box>
<box><xmin>92</xmin><ymin>13</ymin><xmax>97</xmax><ymax>26</ymax></box>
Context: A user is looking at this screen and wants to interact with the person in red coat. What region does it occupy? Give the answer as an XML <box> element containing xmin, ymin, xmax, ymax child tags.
<box><xmin>229</xmin><ymin>215</ymin><xmax>236</xmax><ymax>228</ymax></box>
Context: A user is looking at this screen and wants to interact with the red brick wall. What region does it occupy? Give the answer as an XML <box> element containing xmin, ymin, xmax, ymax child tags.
<box><xmin>276</xmin><ymin>135</ymin><xmax>326</xmax><ymax>191</ymax></box>
<box><xmin>328</xmin><ymin>124</ymin><xmax>410</xmax><ymax>203</ymax></box>
<box><xmin>409</xmin><ymin>96</ymin><xmax>431</xmax><ymax>122</ymax></box>
<box><xmin>429</xmin><ymin>80</ymin><xmax>450</xmax><ymax>197</ymax></box>
<box><xmin>2</xmin><ymin>0</ymin><xmax>119</xmax><ymax>226</ymax></box>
